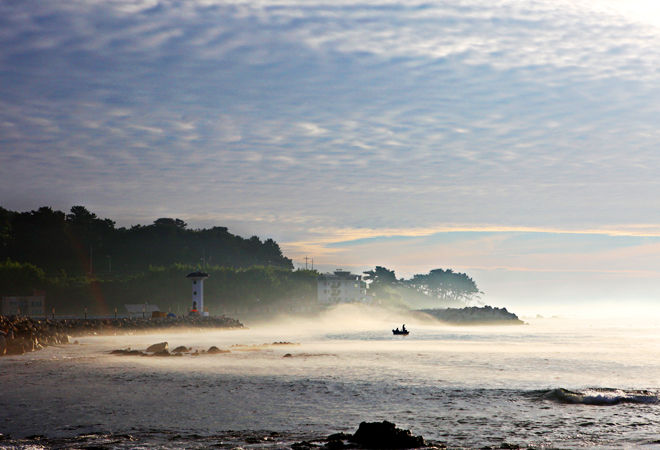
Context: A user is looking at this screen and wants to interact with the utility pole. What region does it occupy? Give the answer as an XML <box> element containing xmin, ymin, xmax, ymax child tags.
<box><xmin>311</xmin><ymin>259</ymin><xmax>314</xmax><ymax>270</ymax></box>
<box><xmin>304</xmin><ymin>255</ymin><xmax>310</xmax><ymax>270</ymax></box>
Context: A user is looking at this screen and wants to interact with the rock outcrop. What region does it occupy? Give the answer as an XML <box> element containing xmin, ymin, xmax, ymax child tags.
<box><xmin>146</xmin><ymin>342</ymin><xmax>168</xmax><ymax>353</ymax></box>
<box><xmin>207</xmin><ymin>346</ymin><xmax>230</xmax><ymax>354</ymax></box>
<box><xmin>349</xmin><ymin>421</ymin><xmax>426</xmax><ymax>449</ymax></box>
<box><xmin>418</xmin><ymin>305</ymin><xmax>525</xmax><ymax>325</ymax></box>
<box><xmin>321</xmin><ymin>422</ymin><xmax>426</xmax><ymax>449</ymax></box>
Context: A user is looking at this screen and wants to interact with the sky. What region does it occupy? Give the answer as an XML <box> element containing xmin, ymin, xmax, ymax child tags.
<box><xmin>3</xmin><ymin>0</ymin><xmax>660</xmax><ymax>315</ymax></box>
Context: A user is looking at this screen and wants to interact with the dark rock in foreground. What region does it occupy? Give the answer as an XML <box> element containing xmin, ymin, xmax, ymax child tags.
<box><xmin>348</xmin><ymin>421</ymin><xmax>426</xmax><ymax>449</ymax></box>
<box><xmin>418</xmin><ymin>306</ymin><xmax>525</xmax><ymax>325</ymax></box>
<box><xmin>320</xmin><ymin>422</ymin><xmax>427</xmax><ymax>449</ymax></box>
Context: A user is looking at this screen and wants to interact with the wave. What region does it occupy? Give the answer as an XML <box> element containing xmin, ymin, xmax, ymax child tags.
<box><xmin>541</xmin><ymin>388</ymin><xmax>660</xmax><ymax>406</ymax></box>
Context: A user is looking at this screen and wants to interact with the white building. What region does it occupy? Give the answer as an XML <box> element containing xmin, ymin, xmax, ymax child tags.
<box><xmin>317</xmin><ymin>270</ymin><xmax>372</xmax><ymax>304</ymax></box>
<box><xmin>2</xmin><ymin>295</ymin><xmax>45</xmax><ymax>317</ymax></box>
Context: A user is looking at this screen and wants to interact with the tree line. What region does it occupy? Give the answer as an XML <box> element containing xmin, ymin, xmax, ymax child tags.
<box><xmin>0</xmin><ymin>205</ymin><xmax>293</xmax><ymax>275</ymax></box>
<box><xmin>0</xmin><ymin>205</ymin><xmax>303</xmax><ymax>315</ymax></box>
<box><xmin>363</xmin><ymin>266</ymin><xmax>483</xmax><ymax>307</ymax></box>
<box><xmin>0</xmin><ymin>205</ymin><xmax>483</xmax><ymax>315</ymax></box>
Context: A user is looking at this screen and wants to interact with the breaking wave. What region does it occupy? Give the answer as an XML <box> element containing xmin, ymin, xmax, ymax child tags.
<box><xmin>542</xmin><ymin>388</ymin><xmax>660</xmax><ymax>406</ymax></box>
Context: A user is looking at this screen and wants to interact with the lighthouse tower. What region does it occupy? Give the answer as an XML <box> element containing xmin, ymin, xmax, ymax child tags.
<box><xmin>186</xmin><ymin>270</ymin><xmax>210</xmax><ymax>316</ymax></box>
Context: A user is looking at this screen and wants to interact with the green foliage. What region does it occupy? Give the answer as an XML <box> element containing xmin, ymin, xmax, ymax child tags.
<box><xmin>363</xmin><ymin>266</ymin><xmax>398</xmax><ymax>289</ymax></box>
<box><xmin>362</xmin><ymin>266</ymin><xmax>401</xmax><ymax>305</ymax></box>
<box><xmin>375</xmin><ymin>285</ymin><xmax>408</xmax><ymax>308</ymax></box>
<box><xmin>5</xmin><ymin>207</ymin><xmax>72</xmax><ymax>272</ymax></box>
<box><xmin>404</xmin><ymin>268</ymin><xmax>482</xmax><ymax>305</ymax></box>
<box><xmin>0</xmin><ymin>207</ymin><xmax>14</xmax><ymax>251</ymax></box>
<box><xmin>0</xmin><ymin>205</ymin><xmax>301</xmax><ymax>315</ymax></box>
<box><xmin>362</xmin><ymin>265</ymin><xmax>482</xmax><ymax>308</ymax></box>
<box><xmin>0</xmin><ymin>259</ymin><xmax>47</xmax><ymax>295</ymax></box>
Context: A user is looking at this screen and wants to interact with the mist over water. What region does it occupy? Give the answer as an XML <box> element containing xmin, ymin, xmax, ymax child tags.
<box><xmin>3</xmin><ymin>304</ymin><xmax>660</xmax><ymax>449</ymax></box>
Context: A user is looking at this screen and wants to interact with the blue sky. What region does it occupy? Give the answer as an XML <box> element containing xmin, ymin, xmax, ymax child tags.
<box><xmin>3</xmin><ymin>0</ymin><xmax>660</xmax><ymax>315</ymax></box>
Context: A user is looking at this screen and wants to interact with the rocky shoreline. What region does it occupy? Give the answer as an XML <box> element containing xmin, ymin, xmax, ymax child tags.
<box><xmin>0</xmin><ymin>420</ymin><xmax>538</xmax><ymax>450</ymax></box>
<box><xmin>0</xmin><ymin>315</ymin><xmax>244</xmax><ymax>356</ymax></box>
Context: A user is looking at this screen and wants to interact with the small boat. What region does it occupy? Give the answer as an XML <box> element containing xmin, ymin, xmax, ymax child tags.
<box><xmin>392</xmin><ymin>329</ymin><xmax>409</xmax><ymax>336</ymax></box>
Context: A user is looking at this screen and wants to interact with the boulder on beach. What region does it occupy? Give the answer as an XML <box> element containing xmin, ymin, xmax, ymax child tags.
<box><xmin>348</xmin><ymin>421</ymin><xmax>425</xmax><ymax>449</ymax></box>
<box><xmin>146</xmin><ymin>342</ymin><xmax>168</xmax><ymax>353</ymax></box>
<box><xmin>172</xmin><ymin>346</ymin><xmax>190</xmax><ymax>353</ymax></box>
<box><xmin>207</xmin><ymin>346</ymin><xmax>230</xmax><ymax>354</ymax></box>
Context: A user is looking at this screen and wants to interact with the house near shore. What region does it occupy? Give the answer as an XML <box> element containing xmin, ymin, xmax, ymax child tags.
<box><xmin>2</xmin><ymin>294</ymin><xmax>46</xmax><ymax>317</ymax></box>
<box><xmin>317</xmin><ymin>270</ymin><xmax>372</xmax><ymax>305</ymax></box>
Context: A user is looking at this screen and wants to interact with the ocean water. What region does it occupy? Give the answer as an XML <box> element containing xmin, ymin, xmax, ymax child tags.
<box><xmin>2</xmin><ymin>305</ymin><xmax>660</xmax><ymax>450</ymax></box>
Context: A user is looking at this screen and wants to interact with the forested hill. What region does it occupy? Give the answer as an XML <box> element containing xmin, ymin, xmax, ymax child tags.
<box><xmin>0</xmin><ymin>206</ymin><xmax>293</xmax><ymax>274</ymax></box>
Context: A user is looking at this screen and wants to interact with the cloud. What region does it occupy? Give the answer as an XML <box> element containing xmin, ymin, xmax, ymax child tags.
<box><xmin>3</xmin><ymin>0</ymin><xmax>660</xmax><ymax>304</ymax></box>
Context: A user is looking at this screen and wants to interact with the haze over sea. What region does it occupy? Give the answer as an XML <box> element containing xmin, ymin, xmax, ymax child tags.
<box><xmin>3</xmin><ymin>305</ymin><xmax>660</xmax><ymax>450</ymax></box>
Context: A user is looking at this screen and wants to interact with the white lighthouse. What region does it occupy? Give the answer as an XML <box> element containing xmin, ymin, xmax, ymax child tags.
<box><xmin>186</xmin><ymin>270</ymin><xmax>210</xmax><ymax>316</ymax></box>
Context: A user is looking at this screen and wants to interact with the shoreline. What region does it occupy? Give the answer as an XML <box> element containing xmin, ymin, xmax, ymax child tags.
<box><xmin>0</xmin><ymin>426</ymin><xmax>452</xmax><ymax>450</ymax></box>
<box><xmin>0</xmin><ymin>315</ymin><xmax>245</xmax><ymax>356</ymax></box>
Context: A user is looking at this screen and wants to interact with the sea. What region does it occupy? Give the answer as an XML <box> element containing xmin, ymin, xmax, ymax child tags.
<box><xmin>2</xmin><ymin>304</ymin><xmax>660</xmax><ymax>450</ymax></box>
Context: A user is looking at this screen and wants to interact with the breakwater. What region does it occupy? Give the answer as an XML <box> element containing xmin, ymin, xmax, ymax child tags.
<box><xmin>0</xmin><ymin>315</ymin><xmax>244</xmax><ymax>356</ymax></box>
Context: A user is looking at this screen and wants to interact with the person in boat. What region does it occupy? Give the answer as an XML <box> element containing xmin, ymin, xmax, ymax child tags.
<box><xmin>395</xmin><ymin>327</ymin><xmax>400</xmax><ymax>333</ymax></box>
<box><xmin>402</xmin><ymin>324</ymin><xmax>407</xmax><ymax>333</ymax></box>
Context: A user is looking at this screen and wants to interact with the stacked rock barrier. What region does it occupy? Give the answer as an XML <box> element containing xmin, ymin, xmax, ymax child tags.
<box><xmin>0</xmin><ymin>315</ymin><xmax>244</xmax><ymax>356</ymax></box>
